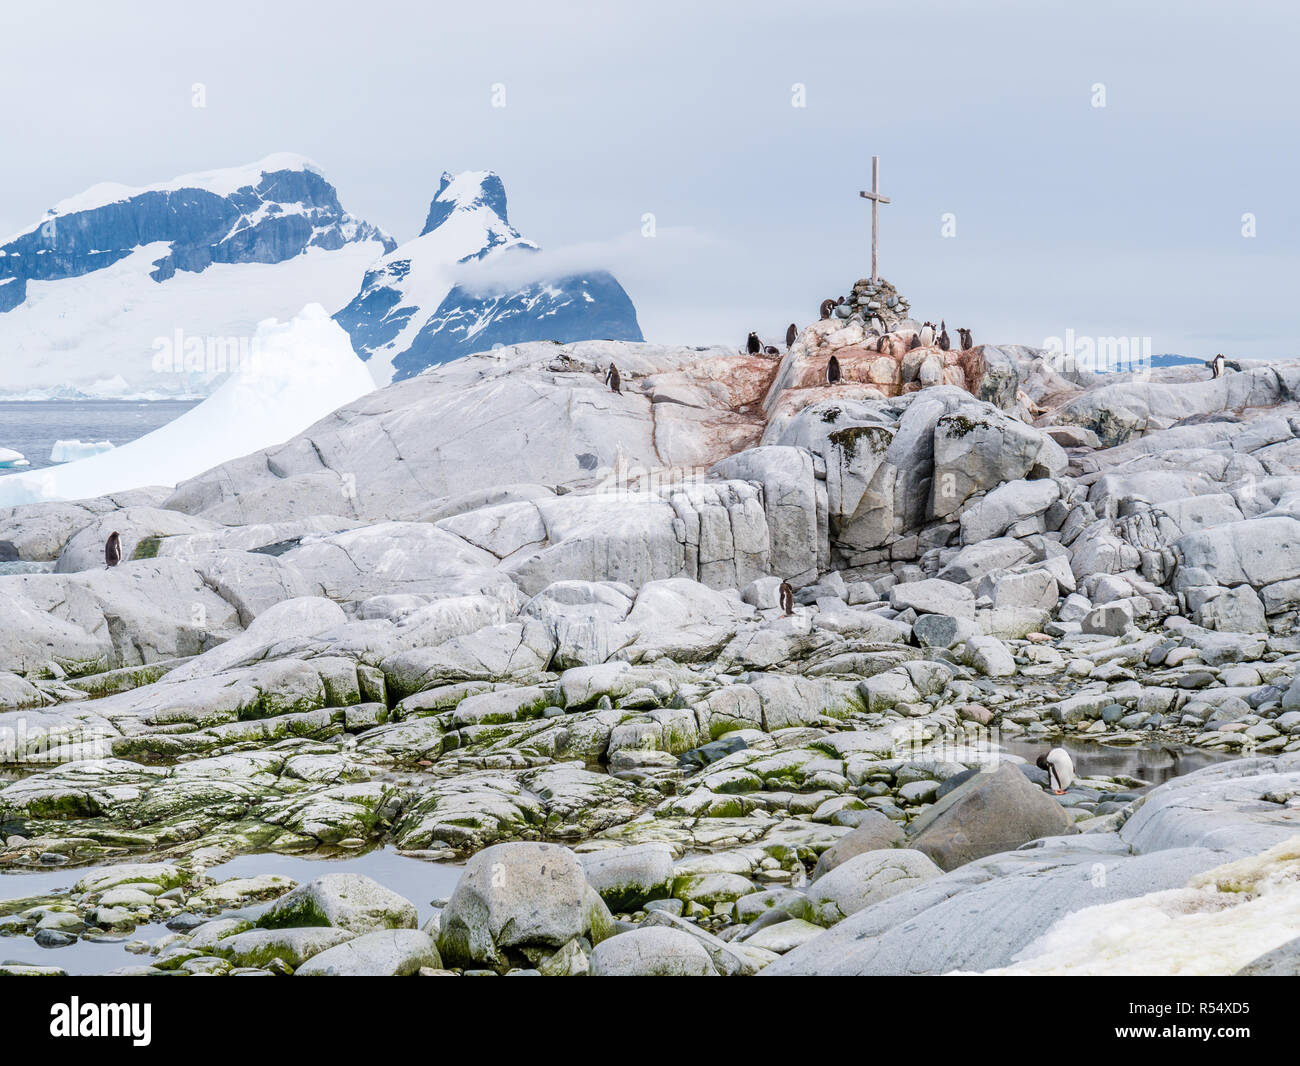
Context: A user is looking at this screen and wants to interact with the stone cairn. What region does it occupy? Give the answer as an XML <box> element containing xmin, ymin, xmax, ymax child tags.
<box><xmin>796</xmin><ymin>277</ymin><xmax>977</xmax><ymax>400</ymax></box>
<box><xmin>830</xmin><ymin>277</ymin><xmax>911</xmax><ymax>332</ymax></box>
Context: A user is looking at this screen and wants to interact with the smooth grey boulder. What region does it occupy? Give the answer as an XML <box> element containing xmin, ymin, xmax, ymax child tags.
<box><xmin>1194</xmin><ymin>586</ymin><xmax>1267</xmax><ymax>633</ymax></box>
<box><xmin>962</xmin><ymin>635</ymin><xmax>1016</xmax><ymax>677</ymax></box>
<box><xmin>589</xmin><ymin>927</ymin><xmax>718</xmax><ymax>976</ymax></box>
<box><xmin>889</xmin><ymin>578</ymin><xmax>975</xmax><ymax>620</ymax></box>
<box><xmin>912</xmin><ymin>612</ymin><xmax>979</xmax><ymax>649</ymax></box>
<box><xmin>802</xmin><ymin>849</ymin><xmax>942</xmax><ymax>926</ymax></box>
<box><xmin>294</xmin><ymin>929</ymin><xmax>442</xmax><ymax>976</ymax></box>
<box><xmin>712</xmin><ymin>446</ymin><xmax>819</xmax><ymax>584</ymax></box>
<box><xmin>213</xmin><ymin>927</ymin><xmax>356</xmax><ymax>969</ymax></box>
<box><xmin>937</xmin><ymin>537</ymin><xmax>1034</xmax><ymax>585</ymax></box>
<box><xmin>959</xmin><ymin>479</ymin><xmax>1060</xmax><ymax>544</ymax></box>
<box><xmin>1119</xmin><ymin>754</ymin><xmax>1300</xmax><ymax>857</ymax></box>
<box><xmin>1175</xmin><ymin>516</ymin><xmax>1300</xmax><ymax>589</ymax></box>
<box><xmin>907</xmin><ymin>762</ymin><xmax>1075</xmax><ymax>871</ymax></box>
<box><xmin>437</xmin><ymin>842</ymin><xmax>615</xmax><ymax>970</ymax></box>
<box><xmin>811</xmin><ymin>811</ymin><xmax>907</xmax><ymax>879</ymax></box>
<box><xmin>1082</xmin><ymin>600</ymin><xmax>1135</xmax><ymax>636</ymax></box>
<box><xmin>257</xmin><ymin>873</ymin><xmax>418</xmax><ymax>934</ymax></box>
<box><xmin>762</xmin><ymin>842</ymin><xmax>1229</xmax><ymax>976</ymax></box>
<box><xmin>579</xmin><ymin>844</ymin><xmax>675</xmax><ymax>911</ymax></box>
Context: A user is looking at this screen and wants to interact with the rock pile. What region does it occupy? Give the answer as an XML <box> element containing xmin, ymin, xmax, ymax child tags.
<box><xmin>4</xmin><ymin>306</ymin><xmax>1300</xmax><ymax>976</ymax></box>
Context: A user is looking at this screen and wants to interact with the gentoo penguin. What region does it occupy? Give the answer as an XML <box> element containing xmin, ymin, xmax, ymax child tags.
<box><xmin>836</xmin><ymin>296</ymin><xmax>846</xmax><ymax>305</ymax></box>
<box><xmin>785</xmin><ymin>323</ymin><xmax>797</xmax><ymax>349</ymax></box>
<box><xmin>1211</xmin><ymin>353</ymin><xmax>1225</xmax><ymax>379</ymax></box>
<box><xmin>1036</xmin><ymin>746</ymin><xmax>1074</xmax><ymax>795</ymax></box>
<box><xmin>827</xmin><ymin>354</ymin><xmax>842</xmax><ymax>384</ymax></box>
<box><xmin>819</xmin><ymin>298</ymin><xmax>834</xmax><ymax>320</ymax></box>
<box><xmin>919</xmin><ymin>322</ymin><xmax>935</xmax><ymax>347</ymax></box>
<box><xmin>763</xmin><ymin>345</ymin><xmax>780</xmax><ymax>356</ymax></box>
<box><xmin>778</xmin><ymin>580</ymin><xmax>794</xmax><ymax>617</ymax></box>
<box><xmin>104</xmin><ymin>531</ymin><xmax>122</xmax><ymax>568</ymax></box>
<box><xmin>908</xmin><ymin>333</ymin><xmax>921</xmax><ymax>350</ymax></box>
<box><xmin>876</xmin><ymin>333</ymin><xmax>889</xmax><ymax>353</ymax></box>
<box><xmin>605</xmin><ymin>363</ymin><xmax>621</xmax><ymax>394</ymax></box>
<box><xmin>958</xmin><ymin>327</ymin><xmax>972</xmax><ymax>350</ymax></box>
<box><xmin>937</xmin><ymin>320</ymin><xmax>950</xmax><ymax>352</ymax></box>
<box><xmin>746</xmin><ymin>332</ymin><xmax>761</xmax><ymax>355</ymax></box>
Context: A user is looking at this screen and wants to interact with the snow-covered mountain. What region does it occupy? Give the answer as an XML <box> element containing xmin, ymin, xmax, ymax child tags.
<box><xmin>333</xmin><ymin>171</ymin><xmax>642</xmax><ymax>383</ymax></box>
<box><xmin>0</xmin><ymin>154</ymin><xmax>394</xmax><ymax>398</ymax></box>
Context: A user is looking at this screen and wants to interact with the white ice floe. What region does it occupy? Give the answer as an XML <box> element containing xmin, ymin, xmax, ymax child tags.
<box><xmin>0</xmin><ymin>447</ymin><xmax>29</xmax><ymax>468</ymax></box>
<box><xmin>49</xmin><ymin>439</ymin><xmax>115</xmax><ymax>463</ymax></box>
<box><xmin>0</xmin><ymin>303</ymin><xmax>374</xmax><ymax>506</ymax></box>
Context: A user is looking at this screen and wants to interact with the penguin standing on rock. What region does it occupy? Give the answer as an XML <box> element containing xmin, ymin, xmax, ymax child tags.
<box><xmin>937</xmin><ymin>320</ymin><xmax>951</xmax><ymax>352</ymax></box>
<box><xmin>746</xmin><ymin>332</ymin><xmax>761</xmax><ymax>355</ymax></box>
<box><xmin>1211</xmin><ymin>353</ymin><xmax>1226</xmax><ymax>379</ymax></box>
<box><xmin>919</xmin><ymin>322</ymin><xmax>935</xmax><ymax>347</ymax></box>
<box><xmin>105</xmin><ymin>531</ymin><xmax>122</xmax><ymax>569</ymax></box>
<box><xmin>819</xmin><ymin>298</ymin><xmax>835</xmax><ymax>320</ymax></box>
<box><xmin>786</xmin><ymin>323</ymin><xmax>797</xmax><ymax>349</ymax></box>
<box><xmin>827</xmin><ymin>354</ymin><xmax>842</xmax><ymax>384</ymax></box>
<box><xmin>605</xmin><ymin>363</ymin><xmax>621</xmax><ymax>393</ymax></box>
<box><xmin>908</xmin><ymin>333</ymin><xmax>921</xmax><ymax>350</ymax></box>
<box><xmin>1036</xmin><ymin>746</ymin><xmax>1075</xmax><ymax>795</ymax></box>
<box><xmin>958</xmin><ymin>327</ymin><xmax>972</xmax><ymax>350</ymax></box>
<box><xmin>779</xmin><ymin>580</ymin><xmax>794</xmax><ymax>617</ymax></box>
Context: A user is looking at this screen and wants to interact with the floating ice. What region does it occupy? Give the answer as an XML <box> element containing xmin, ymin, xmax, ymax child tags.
<box><xmin>49</xmin><ymin>439</ymin><xmax>115</xmax><ymax>463</ymax></box>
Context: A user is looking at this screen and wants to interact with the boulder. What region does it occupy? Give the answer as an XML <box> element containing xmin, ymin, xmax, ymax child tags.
<box><xmin>437</xmin><ymin>842</ymin><xmax>614</xmax><ymax>970</ymax></box>
<box><xmin>962</xmin><ymin>635</ymin><xmax>1016</xmax><ymax>677</ymax></box>
<box><xmin>802</xmin><ymin>849</ymin><xmax>942</xmax><ymax>926</ymax></box>
<box><xmin>588</xmin><ymin>927</ymin><xmax>718</xmax><ymax>976</ymax></box>
<box><xmin>579</xmin><ymin>844</ymin><xmax>675</xmax><ymax>911</ymax></box>
<box><xmin>256</xmin><ymin>874</ymin><xmax>418</xmax><ymax>935</ymax></box>
<box><xmin>889</xmin><ymin>578</ymin><xmax>975</xmax><ymax>620</ymax></box>
<box><xmin>1082</xmin><ymin>601</ymin><xmax>1135</xmax><ymax>636</ymax></box>
<box><xmin>959</xmin><ymin>480</ymin><xmax>1060</xmax><ymax>544</ymax></box>
<box><xmin>294</xmin><ymin>929</ymin><xmax>442</xmax><ymax>976</ymax></box>
<box><xmin>907</xmin><ymin>762</ymin><xmax>1075</xmax><ymax>870</ymax></box>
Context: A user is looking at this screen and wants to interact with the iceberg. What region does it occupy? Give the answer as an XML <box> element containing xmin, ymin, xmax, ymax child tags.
<box><xmin>0</xmin><ymin>304</ymin><xmax>374</xmax><ymax>506</ymax></box>
<box><xmin>49</xmin><ymin>439</ymin><xmax>115</xmax><ymax>463</ymax></box>
<box><xmin>0</xmin><ymin>447</ymin><xmax>29</xmax><ymax>468</ymax></box>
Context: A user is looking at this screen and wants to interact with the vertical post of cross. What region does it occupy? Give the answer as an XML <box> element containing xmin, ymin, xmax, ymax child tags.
<box><xmin>859</xmin><ymin>156</ymin><xmax>891</xmax><ymax>284</ymax></box>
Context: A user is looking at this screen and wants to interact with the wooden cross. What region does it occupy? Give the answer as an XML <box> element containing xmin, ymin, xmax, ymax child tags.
<box><xmin>859</xmin><ymin>156</ymin><xmax>890</xmax><ymax>283</ymax></box>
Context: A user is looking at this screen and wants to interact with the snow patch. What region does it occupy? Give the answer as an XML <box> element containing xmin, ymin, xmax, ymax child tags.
<box><xmin>969</xmin><ymin>835</ymin><xmax>1300</xmax><ymax>976</ymax></box>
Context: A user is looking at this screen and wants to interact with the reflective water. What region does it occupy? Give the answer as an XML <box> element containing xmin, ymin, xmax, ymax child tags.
<box><xmin>0</xmin><ymin>847</ymin><xmax>462</xmax><ymax>976</ymax></box>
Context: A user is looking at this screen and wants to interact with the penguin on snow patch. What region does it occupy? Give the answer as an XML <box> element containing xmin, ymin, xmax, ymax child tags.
<box><xmin>105</xmin><ymin>531</ymin><xmax>123</xmax><ymax>568</ymax></box>
<box><xmin>779</xmin><ymin>580</ymin><xmax>794</xmax><ymax>617</ymax></box>
<box><xmin>786</xmin><ymin>323</ymin><xmax>797</xmax><ymax>349</ymax></box>
<box><xmin>827</xmin><ymin>354</ymin><xmax>842</xmax><ymax>384</ymax></box>
<box><xmin>1036</xmin><ymin>746</ymin><xmax>1074</xmax><ymax>795</ymax></box>
<box><xmin>605</xmin><ymin>363</ymin><xmax>621</xmax><ymax>394</ymax></box>
<box><xmin>746</xmin><ymin>332</ymin><xmax>761</xmax><ymax>355</ymax></box>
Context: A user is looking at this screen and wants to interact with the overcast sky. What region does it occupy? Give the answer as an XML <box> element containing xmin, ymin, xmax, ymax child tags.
<box><xmin>2</xmin><ymin>0</ymin><xmax>1296</xmax><ymax>357</ymax></box>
